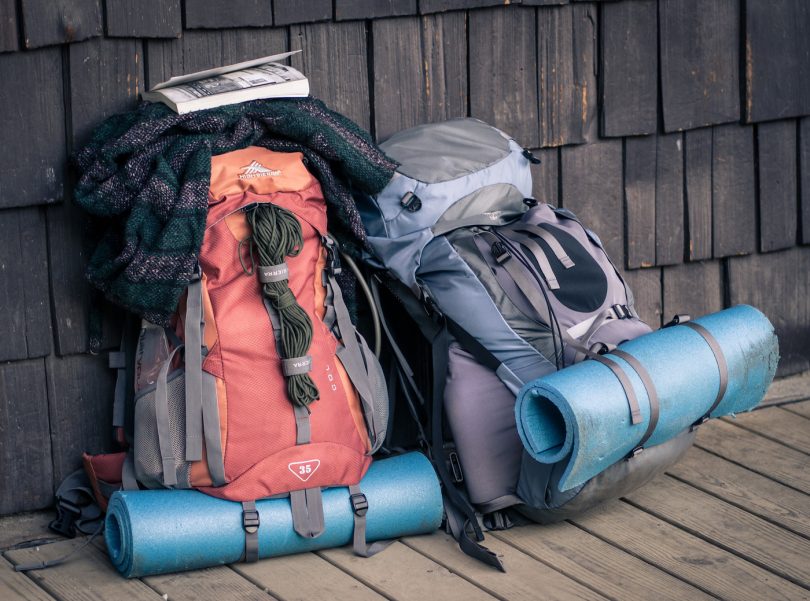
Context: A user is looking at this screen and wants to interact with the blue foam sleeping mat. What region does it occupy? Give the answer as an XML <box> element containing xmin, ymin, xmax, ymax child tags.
<box><xmin>515</xmin><ymin>305</ymin><xmax>779</xmax><ymax>492</ymax></box>
<box><xmin>105</xmin><ymin>451</ymin><xmax>443</xmax><ymax>577</ymax></box>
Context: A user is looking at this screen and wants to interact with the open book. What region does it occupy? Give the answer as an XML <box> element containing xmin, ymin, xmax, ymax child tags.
<box><xmin>142</xmin><ymin>51</ymin><xmax>309</xmax><ymax>114</ymax></box>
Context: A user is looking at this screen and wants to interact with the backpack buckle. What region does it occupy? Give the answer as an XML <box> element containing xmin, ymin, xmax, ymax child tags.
<box><xmin>323</xmin><ymin>237</ymin><xmax>343</xmax><ymax>276</ymax></box>
<box><xmin>627</xmin><ymin>446</ymin><xmax>644</xmax><ymax>459</ymax></box>
<box><xmin>491</xmin><ymin>241</ymin><xmax>511</xmax><ymax>264</ymax></box>
<box><xmin>612</xmin><ymin>304</ymin><xmax>630</xmax><ymax>319</ymax></box>
<box><xmin>664</xmin><ymin>314</ymin><xmax>691</xmax><ymax>328</ymax></box>
<box><xmin>350</xmin><ymin>492</ymin><xmax>369</xmax><ymax>517</ymax></box>
<box><xmin>242</xmin><ymin>507</ymin><xmax>260</xmax><ymax>534</ymax></box>
<box><xmin>690</xmin><ymin>415</ymin><xmax>709</xmax><ymax>432</ymax></box>
<box><xmin>448</xmin><ymin>451</ymin><xmax>464</xmax><ymax>484</ymax></box>
<box><xmin>401</xmin><ymin>192</ymin><xmax>422</xmax><ymax>212</ymax></box>
<box><xmin>49</xmin><ymin>499</ymin><xmax>82</xmax><ymax>538</ymax></box>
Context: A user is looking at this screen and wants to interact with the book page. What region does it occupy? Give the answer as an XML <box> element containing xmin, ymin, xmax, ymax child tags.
<box><xmin>156</xmin><ymin>63</ymin><xmax>306</xmax><ymax>103</ymax></box>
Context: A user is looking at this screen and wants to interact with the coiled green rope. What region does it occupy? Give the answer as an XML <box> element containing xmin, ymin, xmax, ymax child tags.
<box><xmin>247</xmin><ymin>204</ymin><xmax>319</xmax><ymax>407</ymax></box>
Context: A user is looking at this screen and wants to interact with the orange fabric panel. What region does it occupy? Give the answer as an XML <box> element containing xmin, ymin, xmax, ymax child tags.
<box><xmin>209</xmin><ymin>146</ymin><xmax>316</xmax><ymax>201</ymax></box>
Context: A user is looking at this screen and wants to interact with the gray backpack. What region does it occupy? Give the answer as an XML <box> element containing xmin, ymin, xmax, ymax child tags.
<box><xmin>358</xmin><ymin>119</ymin><xmax>694</xmax><ymax>569</ymax></box>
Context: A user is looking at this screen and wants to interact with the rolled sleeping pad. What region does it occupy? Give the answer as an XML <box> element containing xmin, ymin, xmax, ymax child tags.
<box><xmin>105</xmin><ymin>452</ymin><xmax>442</xmax><ymax>578</ymax></box>
<box><xmin>515</xmin><ymin>305</ymin><xmax>779</xmax><ymax>492</ymax></box>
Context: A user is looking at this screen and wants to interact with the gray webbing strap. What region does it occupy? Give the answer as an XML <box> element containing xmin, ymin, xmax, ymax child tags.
<box><xmin>511</xmin><ymin>223</ymin><xmax>574</xmax><ymax>268</ymax></box>
<box><xmin>476</xmin><ymin>232</ymin><xmax>553</xmax><ymax>326</ymax></box>
<box><xmin>109</xmin><ymin>348</ymin><xmax>126</xmax><ymax>429</ymax></box>
<box><xmin>610</xmin><ymin>349</ymin><xmax>660</xmax><ymax>453</ymax></box>
<box><xmin>327</xmin><ymin>271</ymin><xmax>380</xmax><ymax>446</ymax></box>
<box><xmin>499</xmin><ymin>229</ymin><xmax>559</xmax><ymax>289</ymax></box>
<box><xmin>122</xmin><ymin>450</ymin><xmax>139</xmax><ymax>490</ymax></box>
<box><xmin>155</xmin><ymin>345</ymin><xmax>184</xmax><ymax>486</ymax></box>
<box><xmin>349</xmin><ymin>484</ymin><xmax>392</xmax><ymax>557</ymax></box>
<box><xmin>258</xmin><ymin>262</ymin><xmax>289</xmax><ymax>283</ymax></box>
<box><xmin>184</xmin><ymin>275</ymin><xmax>204</xmax><ymax>462</ymax></box>
<box><xmin>294</xmin><ymin>404</ymin><xmax>311</xmax><ymax>445</ymax></box>
<box><xmin>682</xmin><ymin>321</ymin><xmax>729</xmax><ymax>424</ymax></box>
<box><xmin>282</xmin><ymin>355</ymin><xmax>313</xmax><ymax>376</ymax></box>
<box><xmin>431</xmin><ymin>211</ymin><xmax>522</xmax><ymax>238</ymax></box>
<box><xmin>263</xmin><ymin>298</ymin><xmax>283</xmax><ymax>347</ymax></box>
<box><xmin>241</xmin><ymin>500</ymin><xmax>260</xmax><ymax>563</ymax></box>
<box><xmin>290</xmin><ymin>488</ymin><xmax>325</xmax><ymax>539</ymax></box>
<box><xmin>591</xmin><ymin>355</ymin><xmax>643</xmax><ymax>425</ymax></box>
<box><xmin>201</xmin><ymin>372</ymin><xmax>226</xmax><ymax>486</ymax></box>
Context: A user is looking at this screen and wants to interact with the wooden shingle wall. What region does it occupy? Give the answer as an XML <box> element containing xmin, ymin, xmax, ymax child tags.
<box><xmin>0</xmin><ymin>0</ymin><xmax>807</xmax><ymax>515</ymax></box>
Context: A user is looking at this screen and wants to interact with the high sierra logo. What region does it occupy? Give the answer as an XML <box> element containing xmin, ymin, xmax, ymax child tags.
<box><xmin>239</xmin><ymin>160</ymin><xmax>281</xmax><ymax>180</ymax></box>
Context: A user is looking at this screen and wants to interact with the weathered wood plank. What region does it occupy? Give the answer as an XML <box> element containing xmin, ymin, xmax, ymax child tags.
<box><xmin>625</xmin><ymin>475</ymin><xmax>810</xmax><ymax>586</ymax></box>
<box><xmin>758</xmin><ymin>120</ymin><xmax>798</xmax><ymax>253</ymax></box>
<box><xmin>405</xmin><ymin>531</ymin><xmax>606</xmax><ymax>601</ymax></box>
<box><xmin>0</xmin><ymin>208</ymin><xmax>52</xmax><ymax>361</ymax></box>
<box><xmin>274</xmin><ymin>0</ymin><xmax>332</xmax><ymax>25</ymax></box>
<box><xmin>0</xmin><ymin>359</ymin><xmax>53</xmax><ymax>515</ymax></box>
<box><xmin>319</xmin><ymin>541</ymin><xmax>497</xmax><ymax>601</ymax></box>
<box><xmin>763</xmin><ymin>372</ymin><xmax>810</xmax><ymax>407</ymax></box>
<box><xmin>46</xmin><ymin>354</ymin><xmax>116</xmax><ymax>487</ymax></box>
<box><xmin>184</xmin><ymin>0</ymin><xmax>272</xmax><ymax>29</ymax></box>
<box><xmin>727</xmin><ymin>248</ymin><xmax>810</xmax><ymax>377</ymax></box>
<box><xmin>573</xmin><ymin>500</ymin><xmax>810</xmax><ymax>601</ymax></box>
<box><xmin>234</xmin><ymin>552</ymin><xmax>385</xmax><ymax>601</ymax></box>
<box><xmin>5</xmin><ymin>538</ymin><xmax>163</xmax><ymax>600</ymax></box>
<box><xmin>69</xmin><ymin>37</ymin><xmax>143</xmax><ymax>149</ymax></box>
<box><xmin>624</xmin><ymin>135</ymin><xmax>657</xmax><ymax>269</ymax></box>
<box><xmin>537</xmin><ymin>3</ymin><xmax>598</xmax><ymax>146</ymax></box>
<box><xmin>372</xmin><ymin>12</ymin><xmax>467</xmax><ymax>141</ymax></box>
<box><xmin>335</xmin><ymin>0</ymin><xmax>417</xmax><ymax>21</ymax></box>
<box><xmin>146</xmin><ymin>28</ymin><xmax>288</xmax><ymax>89</ymax></box>
<box><xmin>0</xmin><ymin>0</ymin><xmax>17</xmax><ymax>52</ymax></box>
<box><xmin>800</xmin><ymin>117</ymin><xmax>810</xmax><ymax>245</ymax></box>
<box><xmin>745</xmin><ymin>0</ymin><xmax>810</xmax><ymax>123</ymax></box>
<box><xmin>620</xmin><ymin>267</ymin><xmax>662</xmax><ymax>328</ymax></box>
<box><xmin>726</xmin><ymin>406</ymin><xmax>810</xmax><ymax>455</ymax></box>
<box><xmin>530</xmin><ymin>147</ymin><xmax>560</xmax><ymax>207</ymax></box>
<box><xmin>470</xmin><ymin>7</ymin><xmax>538</xmax><ymax>147</ymax></box>
<box><xmin>561</xmin><ymin>139</ymin><xmax>624</xmax><ymax>261</ymax></box>
<box><xmin>668</xmin><ymin>446</ymin><xmax>810</xmax><ymax>538</ymax></box>
<box><xmin>494</xmin><ymin>522</ymin><xmax>714</xmax><ymax>601</ymax></box>
<box><xmin>599</xmin><ymin>0</ymin><xmax>657</xmax><ymax>137</ymax></box>
<box><xmin>712</xmin><ymin>123</ymin><xmax>757</xmax><ymax>257</ymax></box>
<box><xmin>662</xmin><ymin>260</ymin><xmax>723</xmax><ymax>321</ymax></box>
<box><xmin>0</xmin><ymin>555</ymin><xmax>55</xmax><ymax>601</ymax></box>
<box><xmin>0</xmin><ymin>511</ymin><xmax>53</xmax><ymax>551</ymax></box>
<box><xmin>20</xmin><ymin>0</ymin><xmax>101</xmax><ymax>48</ymax></box>
<box><xmin>420</xmin><ymin>0</ymin><xmax>512</xmax><ymax>12</ymax></box>
<box><xmin>105</xmin><ymin>0</ymin><xmax>181</xmax><ymax>38</ymax></box>
<box><xmin>659</xmin><ymin>0</ymin><xmax>740</xmax><ymax>132</ymax></box>
<box><xmin>783</xmin><ymin>400</ymin><xmax>810</xmax><ymax>419</ymax></box>
<box><xmin>655</xmin><ymin>133</ymin><xmax>685</xmax><ymax>265</ymax></box>
<box><xmin>292</xmin><ymin>20</ymin><xmax>370</xmax><ymax>132</ymax></box>
<box><xmin>144</xmin><ymin>566</ymin><xmax>276</xmax><ymax>601</ymax></box>
<box><xmin>684</xmin><ymin>127</ymin><xmax>713</xmax><ymax>261</ymax></box>
<box><xmin>696</xmin><ymin>418</ymin><xmax>810</xmax><ymax>494</ymax></box>
<box><xmin>0</xmin><ymin>47</ymin><xmax>65</xmax><ymax>208</ymax></box>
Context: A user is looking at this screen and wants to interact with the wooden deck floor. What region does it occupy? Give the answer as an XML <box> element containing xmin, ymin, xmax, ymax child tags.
<box><xmin>2</xmin><ymin>373</ymin><xmax>809</xmax><ymax>601</ymax></box>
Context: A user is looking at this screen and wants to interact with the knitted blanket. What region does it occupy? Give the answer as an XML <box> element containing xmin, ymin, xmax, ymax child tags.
<box><xmin>74</xmin><ymin>98</ymin><xmax>397</xmax><ymax>326</ymax></box>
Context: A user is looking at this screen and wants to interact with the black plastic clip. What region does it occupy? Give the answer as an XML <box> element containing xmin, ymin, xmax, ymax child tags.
<box><xmin>448</xmin><ymin>451</ymin><xmax>464</xmax><ymax>484</ymax></box>
<box><xmin>522</xmin><ymin>149</ymin><xmax>541</xmax><ymax>164</ymax></box>
<box><xmin>401</xmin><ymin>192</ymin><xmax>422</xmax><ymax>212</ymax></box>
<box><xmin>523</xmin><ymin>197</ymin><xmax>538</xmax><ymax>208</ymax></box>
<box><xmin>612</xmin><ymin>304</ymin><xmax>630</xmax><ymax>319</ymax></box>
<box><xmin>350</xmin><ymin>492</ymin><xmax>369</xmax><ymax>517</ymax></box>
<box><xmin>663</xmin><ymin>314</ymin><xmax>691</xmax><ymax>328</ymax></box>
<box><xmin>627</xmin><ymin>446</ymin><xmax>644</xmax><ymax>459</ymax></box>
<box><xmin>323</xmin><ymin>237</ymin><xmax>342</xmax><ymax>276</ymax></box>
<box><xmin>491</xmin><ymin>241</ymin><xmax>511</xmax><ymax>264</ymax></box>
<box><xmin>49</xmin><ymin>499</ymin><xmax>82</xmax><ymax>538</ymax></box>
<box><xmin>242</xmin><ymin>507</ymin><xmax>260</xmax><ymax>534</ymax></box>
<box><xmin>690</xmin><ymin>415</ymin><xmax>709</xmax><ymax>432</ymax></box>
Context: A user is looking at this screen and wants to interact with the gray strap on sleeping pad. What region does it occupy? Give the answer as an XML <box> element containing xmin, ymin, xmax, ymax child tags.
<box><xmin>155</xmin><ymin>345</ymin><xmax>184</xmax><ymax>486</ymax></box>
<box><xmin>682</xmin><ymin>321</ymin><xmax>729</xmax><ymax>427</ymax></box>
<box><xmin>184</xmin><ymin>274</ymin><xmax>204</xmax><ymax>463</ymax></box>
<box><xmin>349</xmin><ymin>483</ymin><xmax>393</xmax><ymax>557</ymax></box>
<box><xmin>610</xmin><ymin>349</ymin><xmax>660</xmax><ymax>454</ymax></box>
<box><xmin>258</xmin><ymin>262</ymin><xmax>289</xmax><ymax>283</ymax></box>
<box><xmin>511</xmin><ymin>223</ymin><xmax>575</xmax><ymax>268</ymax></box>
<box><xmin>290</xmin><ymin>488</ymin><xmax>325</xmax><ymax>539</ymax></box>
<box><xmin>499</xmin><ymin>229</ymin><xmax>560</xmax><ymax>289</ymax></box>
<box><xmin>241</xmin><ymin>500</ymin><xmax>260</xmax><ymax>563</ymax></box>
<box><xmin>590</xmin><ymin>354</ymin><xmax>643</xmax><ymax>425</ymax></box>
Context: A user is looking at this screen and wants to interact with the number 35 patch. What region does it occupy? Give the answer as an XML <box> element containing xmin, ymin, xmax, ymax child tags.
<box><xmin>288</xmin><ymin>459</ymin><xmax>321</xmax><ymax>482</ymax></box>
